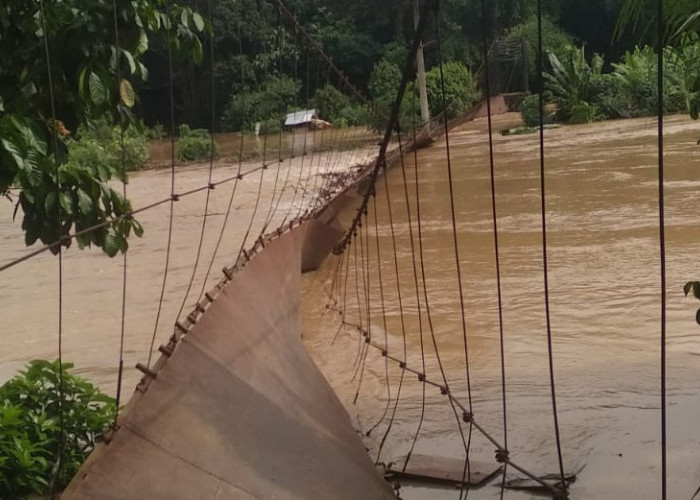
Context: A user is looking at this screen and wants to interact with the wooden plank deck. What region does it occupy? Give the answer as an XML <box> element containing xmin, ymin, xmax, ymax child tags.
<box><xmin>386</xmin><ymin>454</ymin><xmax>502</xmax><ymax>486</ymax></box>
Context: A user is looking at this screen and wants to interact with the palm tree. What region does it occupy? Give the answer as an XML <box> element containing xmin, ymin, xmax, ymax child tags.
<box><xmin>615</xmin><ymin>0</ymin><xmax>699</xmax><ymax>43</ymax></box>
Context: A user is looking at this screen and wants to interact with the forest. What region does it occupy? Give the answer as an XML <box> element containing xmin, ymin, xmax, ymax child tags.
<box><xmin>0</xmin><ymin>0</ymin><xmax>698</xmax><ymax>256</ymax></box>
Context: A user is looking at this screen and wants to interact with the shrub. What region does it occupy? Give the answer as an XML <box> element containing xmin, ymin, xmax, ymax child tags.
<box><xmin>176</xmin><ymin>124</ymin><xmax>218</xmax><ymax>162</ymax></box>
<box><xmin>368</xmin><ymin>59</ymin><xmax>416</xmax><ymax>131</ymax></box>
<box><xmin>590</xmin><ymin>73</ymin><xmax>627</xmax><ymax>119</ymax></box>
<box><xmin>74</xmin><ymin>120</ymin><xmax>149</xmax><ymax>171</ymax></box>
<box><xmin>665</xmin><ymin>34</ymin><xmax>700</xmax><ymax>117</ymax></box>
<box><xmin>313</xmin><ymin>84</ymin><xmax>351</xmax><ymax>123</ymax></box>
<box><xmin>0</xmin><ymin>360</ymin><xmax>116</xmax><ymax>498</ymax></box>
<box><xmin>506</xmin><ymin>16</ymin><xmax>575</xmax><ymax>86</ymax></box>
<box><xmin>145</xmin><ymin>122</ymin><xmax>167</xmax><ymax>140</ymax></box>
<box><xmin>544</xmin><ymin>45</ymin><xmax>603</xmax><ymax>123</ymax></box>
<box><xmin>259</xmin><ymin>118</ymin><xmax>282</xmax><ymax>135</ymax></box>
<box><xmin>220</xmin><ymin>76</ymin><xmax>299</xmax><ymax>132</ymax></box>
<box><xmin>520</xmin><ymin>93</ymin><xmax>555</xmax><ymax>127</ymax></box>
<box><xmin>425</xmin><ymin>61</ymin><xmax>481</xmax><ymax>120</ymax></box>
<box><xmin>611</xmin><ymin>46</ymin><xmax>659</xmax><ymax>117</ymax></box>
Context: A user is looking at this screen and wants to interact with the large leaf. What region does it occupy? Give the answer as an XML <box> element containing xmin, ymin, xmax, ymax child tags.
<box><xmin>191</xmin><ymin>12</ymin><xmax>204</xmax><ymax>32</ymax></box>
<box><xmin>88</xmin><ymin>72</ymin><xmax>108</xmax><ymax>106</ymax></box>
<box><xmin>76</xmin><ymin>188</ymin><xmax>93</xmax><ymax>214</ymax></box>
<box><xmin>119</xmin><ymin>79</ymin><xmax>136</xmax><ymax>108</ymax></box>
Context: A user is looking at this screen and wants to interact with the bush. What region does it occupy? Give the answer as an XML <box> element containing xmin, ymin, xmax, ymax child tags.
<box><xmin>425</xmin><ymin>61</ymin><xmax>481</xmax><ymax>120</ymax></box>
<box><xmin>520</xmin><ymin>93</ymin><xmax>555</xmax><ymax>127</ymax></box>
<box><xmin>220</xmin><ymin>76</ymin><xmax>299</xmax><ymax>132</ymax></box>
<box><xmin>611</xmin><ymin>46</ymin><xmax>659</xmax><ymax>117</ymax></box>
<box><xmin>259</xmin><ymin>118</ymin><xmax>282</xmax><ymax>135</ymax></box>
<box><xmin>506</xmin><ymin>16</ymin><xmax>575</xmax><ymax>86</ymax></box>
<box><xmin>74</xmin><ymin>120</ymin><xmax>149</xmax><ymax>171</ymax></box>
<box><xmin>544</xmin><ymin>45</ymin><xmax>603</xmax><ymax>122</ymax></box>
<box><xmin>145</xmin><ymin>122</ymin><xmax>167</xmax><ymax>140</ymax></box>
<box><xmin>590</xmin><ymin>73</ymin><xmax>627</xmax><ymax>119</ymax></box>
<box><xmin>0</xmin><ymin>360</ymin><xmax>116</xmax><ymax>498</ymax></box>
<box><xmin>368</xmin><ymin>59</ymin><xmax>416</xmax><ymax>131</ymax></box>
<box><xmin>176</xmin><ymin>124</ymin><xmax>218</xmax><ymax>162</ymax></box>
<box><xmin>313</xmin><ymin>84</ymin><xmax>351</xmax><ymax>123</ymax></box>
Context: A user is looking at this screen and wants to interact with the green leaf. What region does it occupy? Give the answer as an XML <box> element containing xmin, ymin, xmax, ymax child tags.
<box><xmin>88</xmin><ymin>72</ymin><xmax>107</xmax><ymax>106</ymax></box>
<box><xmin>119</xmin><ymin>79</ymin><xmax>136</xmax><ymax>108</ymax></box>
<box><xmin>138</xmin><ymin>62</ymin><xmax>149</xmax><ymax>81</ymax></box>
<box><xmin>684</xmin><ymin>281</ymin><xmax>693</xmax><ymax>297</ymax></box>
<box><xmin>132</xmin><ymin>220</ymin><xmax>144</xmax><ymax>237</ymax></box>
<box><xmin>77</xmin><ymin>188</ymin><xmax>93</xmax><ymax>214</ymax></box>
<box><xmin>103</xmin><ymin>233</ymin><xmax>120</xmax><ymax>257</ymax></box>
<box><xmin>136</xmin><ymin>29</ymin><xmax>148</xmax><ymax>55</ymax></box>
<box><xmin>1</xmin><ymin>138</ymin><xmax>24</xmax><ymax>168</ymax></box>
<box><xmin>96</xmin><ymin>162</ymin><xmax>111</xmax><ymax>182</ymax></box>
<box><xmin>191</xmin><ymin>12</ymin><xmax>204</xmax><ymax>31</ymax></box>
<box><xmin>693</xmin><ymin>281</ymin><xmax>700</xmax><ymax>300</ymax></box>
<box><xmin>44</xmin><ymin>192</ymin><xmax>57</xmax><ymax>217</ymax></box>
<box><xmin>192</xmin><ymin>37</ymin><xmax>203</xmax><ymax>65</ymax></box>
<box><xmin>122</xmin><ymin>50</ymin><xmax>137</xmax><ymax>75</ymax></box>
<box><xmin>180</xmin><ymin>9</ymin><xmax>189</xmax><ymax>28</ymax></box>
<box><xmin>59</xmin><ymin>192</ymin><xmax>73</xmax><ymax>215</ymax></box>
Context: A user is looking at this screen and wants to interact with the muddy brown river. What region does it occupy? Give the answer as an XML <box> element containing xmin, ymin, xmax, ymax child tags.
<box><xmin>2</xmin><ymin>115</ymin><xmax>700</xmax><ymax>499</ymax></box>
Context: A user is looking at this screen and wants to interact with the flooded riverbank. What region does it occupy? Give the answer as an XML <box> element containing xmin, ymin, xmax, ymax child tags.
<box><xmin>301</xmin><ymin>113</ymin><xmax>700</xmax><ymax>499</ymax></box>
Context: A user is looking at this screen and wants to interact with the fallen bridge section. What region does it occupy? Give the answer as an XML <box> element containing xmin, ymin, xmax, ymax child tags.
<box><xmin>64</xmin><ymin>220</ymin><xmax>395</xmax><ymax>500</ymax></box>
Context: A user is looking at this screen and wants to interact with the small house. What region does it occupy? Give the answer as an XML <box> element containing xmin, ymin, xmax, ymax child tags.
<box><xmin>284</xmin><ymin>109</ymin><xmax>317</xmax><ymax>130</ymax></box>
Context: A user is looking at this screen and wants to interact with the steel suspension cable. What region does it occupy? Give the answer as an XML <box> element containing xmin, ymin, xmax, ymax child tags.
<box><xmin>536</xmin><ymin>0</ymin><xmax>567</xmax><ymax>493</ymax></box>
<box><xmin>38</xmin><ymin>0</ymin><xmax>65</xmax><ymax>490</ymax></box>
<box><xmin>395</xmin><ymin>132</ymin><xmax>428</xmax><ymax>474</ymax></box>
<box><xmin>374</xmin><ymin>158</ymin><xmax>410</xmax><ymax>464</ymax></box>
<box><xmin>365</xmin><ymin>193</ymin><xmax>393</xmax><ymax>434</ymax></box>
<box><xmin>112</xmin><ymin>0</ymin><xmax>129</xmax><ymax>426</ymax></box>
<box><xmin>656</xmin><ymin>0</ymin><xmax>667</xmax><ymax>496</ymax></box>
<box><xmin>405</xmin><ymin>49</ymin><xmax>473</xmax><ymax>496</ymax></box>
<box><xmin>479</xmin><ymin>0</ymin><xmax>509</xmax><ymax>497</ymax></box>
<box><xmin>147</xmin><ymin>0</ymin><xmax>179</xmax><ymax>368</ymax></box>
<box><xmin>174</xmin><ymin>0</ymin><xmax>217</xmax><ymax>323</ymax></box>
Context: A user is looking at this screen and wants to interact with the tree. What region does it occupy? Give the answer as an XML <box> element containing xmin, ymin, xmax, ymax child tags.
<box><xmin>0</xmin><ymin>0</ymin><xmax>205</xmax><ymax>256</ymax></box>
<box><xmin>616</xmin><ymin>0</ymin><xmax>700</xmax><ymax>43</ymax></box>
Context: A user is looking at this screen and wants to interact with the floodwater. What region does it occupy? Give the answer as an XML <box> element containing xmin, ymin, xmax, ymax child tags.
<box><xmin>301</xmin><ymin>113</ymin><xmax>700</xmax><ymax>499</ymax></box>
<box><xmin>2</xmin><ymin>113</ymin><xmax>700</xmax><ymax>499</ymax></box>
<box><xmin>0</xmin><ymin>127</ymin><xmax>377</xmax><ymax>392</ymax></box>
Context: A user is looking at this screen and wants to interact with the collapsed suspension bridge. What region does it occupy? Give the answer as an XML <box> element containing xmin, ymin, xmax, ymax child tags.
<box><xmin>0</xmin><ymin>0</ymin><xmax>683</xmax><ymax>499</ymax></box>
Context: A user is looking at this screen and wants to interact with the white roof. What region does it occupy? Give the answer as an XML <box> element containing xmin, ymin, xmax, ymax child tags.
<box><xmin>284</xmin><ymin>109</ymin><xmax>316</xmax><ymax>126</ymax></box>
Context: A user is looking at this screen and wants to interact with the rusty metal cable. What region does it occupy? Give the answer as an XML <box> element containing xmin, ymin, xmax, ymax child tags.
<box><xmin>536</xmin><ymin>0</ymin><xmax>567</xmax><ymax>493</ymax></box>
<box><xmin>375</xmin><ymin>157</ymin><xmax>410</xmax><ymax>464</ymax></box>
<box><xmin>478</xmin><ymin>0</ymin><xmax>509</xmax><ymax>497</ymax></box>
<box><xmin>410</xmin><ymin>30</ymin><xmax>472</xmax><ymax>494</ymax></box>
<box><xmin>365</xmin><ymin>194</ymin><xmax>393</xmax><ymax>435</ymax></box>
<box><xmin>38</xmin><ymin>0</ymin><xmax>65</xmax><ymax>491</ymax></box>
<box><xmin>112</xmin><ymin>0</ymin><xmax>129</xmax><ymax>427</ymax></box>
<box><xmin>395</xmin><ymin>132</ymin><xmax>428</xmax><ymax>474</ymax></box>
<box><xmin>656</xmin><ymin>0</ymin><xmax>667</xmax><ymax>496</ymax></box>
<box><xmin>174</xmin><ymin>0</ymin><xmax>217</xmax><ymax>323</ymax></box>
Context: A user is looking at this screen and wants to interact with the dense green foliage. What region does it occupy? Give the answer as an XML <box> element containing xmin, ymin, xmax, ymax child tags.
<box><xmin>3</xmin><ymin>0</ymin><xmax>700</xmax><ymax>254</ymax></box>
<box><xmin>176</xmin><ymin>124</ymin><xmax>218</xmax><ymax>162</ymax></box>
<box><xmin>0</xmin><ymin>360</ymin><xmax>116</xmax><ymax>497</ymax></box>
<box><xmin>424</xmin><ymin>61</ymin><xmax>481</xmax><ymax>120</ymax></box>
<box><xmin>524</xmin><ymin>34</ymin><xmax>700</xmax><ymax>126</ymax></box>
<box><xmin>506</xmin><ymin>15</ymin><xmax>576</xmax><ymax>86</ymax></box>
<box><xmin>220</xmin><ymin>76</ymin><xmax>299</xmax><ymax>132</ymax></box>
<box><xmin>0</xmin><ymin>0</ymin><xmax>204</xmax><ymax>255</ymax></box>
